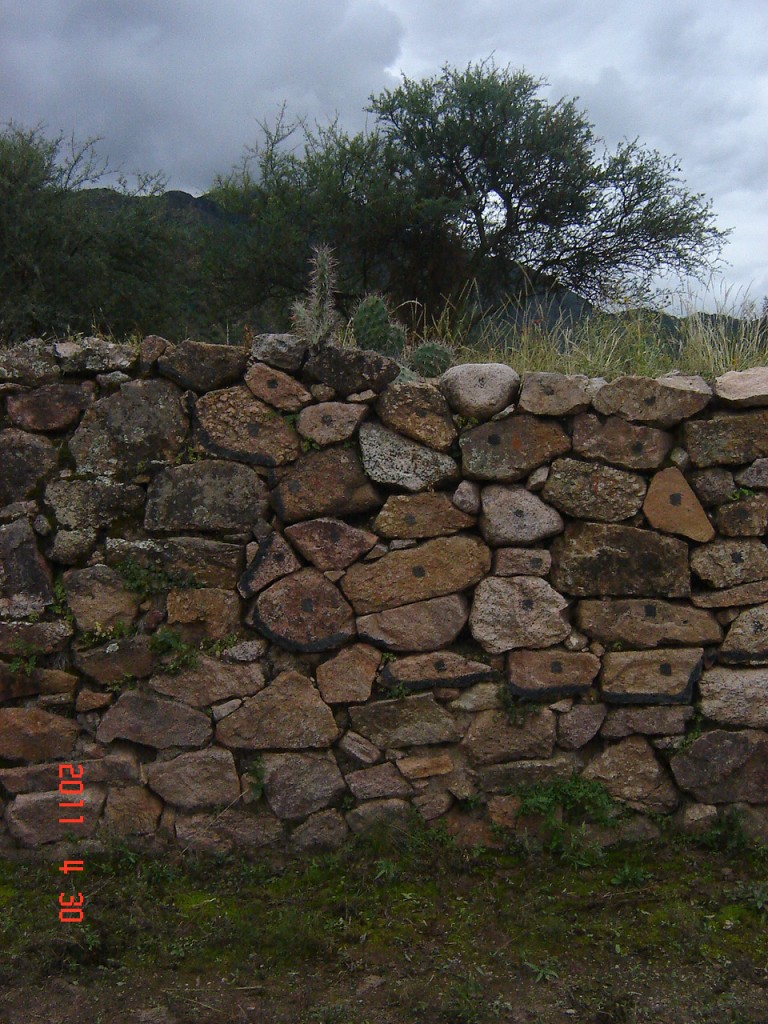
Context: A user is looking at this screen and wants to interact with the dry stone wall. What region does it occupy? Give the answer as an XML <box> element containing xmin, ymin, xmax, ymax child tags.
<box><xmin>2</xmin><ymin>334</ymin><xmax>768</xmax><ymax>857</ymax></box>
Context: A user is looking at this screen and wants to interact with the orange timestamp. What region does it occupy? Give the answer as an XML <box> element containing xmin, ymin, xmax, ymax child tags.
<box><xmin>57</xmin><ymin>763</ymin><xmax>86</xmax><ymax>923</ymax></box>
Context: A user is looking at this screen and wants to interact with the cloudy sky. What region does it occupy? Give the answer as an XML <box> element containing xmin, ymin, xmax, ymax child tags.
<box><xmin>2</xmin><ymin>0</ymin><xmax>766</xmax><ymax>311</ymax></box>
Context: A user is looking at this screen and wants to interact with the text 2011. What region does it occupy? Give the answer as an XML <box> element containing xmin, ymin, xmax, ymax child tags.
<box><xmin>57</xmin><ymin>763</ymin><xmax>85</xmax><ymax>923</ymax></box>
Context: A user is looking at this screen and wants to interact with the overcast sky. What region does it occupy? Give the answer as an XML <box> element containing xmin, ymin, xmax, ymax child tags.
<box><xmin>2</xmin><ymin>0</ymin><xmax>766</xmax><ymax>311</ymax></box>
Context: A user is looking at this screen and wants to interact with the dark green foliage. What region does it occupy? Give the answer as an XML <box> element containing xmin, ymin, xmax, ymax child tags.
<box><xmin>351</xmin><ymin>294</ymin><xmax>406</xmax><ymax>357</ymax></box>
<box><xmin>409</xmin><ymin>340</ymin><xmax>454</xmax><ymax>377</ymax></box>
<box><xmin>148</xmin><ymin>627</ymin><xmax>199</xmax><ymax>674</ymax></box>
<box><xmin>114</xmin><ymin>557</ymin><xmax>200</xmax><ymax>599</ymax></box>
<box><xmin>290</xmin><ymin>243</ymin><xmax>342</xmax><ymax>346</ymax></box>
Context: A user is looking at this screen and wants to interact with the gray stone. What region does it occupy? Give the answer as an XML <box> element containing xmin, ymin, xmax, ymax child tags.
<box><xmin>557</xmin><ymin>704</ymin><xmax>607</xmax><ymax>750</ymax></box>
<box><xmin>550</xmin><ymin>523</ymin><xmax>690</xmax><ymax>597</ymax></box>
<box><xmin>542</xmin><ymin>458</ymin><xmax>646</xmax><ymax>522</ymax></box>
<box><xmin>359</xmin><ymin>422</ymin><xmax>460</xmax><ymax>492</ymax></box>
<box><xmin>62</xmin><ymin>564</ymin><xmax>139</xmax><ymax>631</ymax></box>
<box><xmin>357</xmin><ymin>594</ymin><xmax>469</xmax><ymax>652</ymax></box>
<box><xmin>0</xmin><ymin>518</ymin><xmax>53</xmax><ymax>619</ymax></box>
<box><xmin>0</xmin><ymin>338</ymin><xmax>61</xmax><ymax>385</ymax></box>
<box><xmin>45</xmin><ymin>478</ymin><xmax>144</xmax><ymax>531</ymax></box>
<box><xmin>0</xmin><ymin>707</ymin><xmax>79</xmax><ymax>762</ymax></box>
<box><xmin>249</xmin><ymin>333</ymin><xmax>307</xmax><ymax>373</ymax></box>
<box><xmin>439</xmin><ymin>363</ymin><xmax>520</xmax><ymax>419</ymax></box>
<box><xmin>145</xmin><ymin>461</ymin><xmax>269</xmax><ymax>532</ymax></box>
<box><xmin>691</xmin><ymin>580</ymin><xmax>768</xmax><ymax>608</ymax></box>
<box><xmin>69</xmin><ymin>379</ymin><xmax>187</xmax><ymax>477</ymax></box>
<box><xmin>735</xmin><ymin>459</ymin><xmax>768</xmax><ymax>489</ymax></box>
<box><xmin>237</xmin><ymin>532</ymin><xmax>302</xmax><ymax>597</ymax></box>
<box><xmin>96</xmin><ymin>693</ymin><xmax>212</xmax><ymax>748</ymax></box>
<box><xmin>345</xmin><ymin>762</ymin><xmax>413</xmax><ymax>800</ymax></box>
<box><xmin>452</xmin><ymin>480</ymin><xmax>481</xmax><ymax>515</ymax></box>
<box><xmin>284</xmin><ymin>518</ymin><xmax>377</xmax><ymax>569</ymax></box>
<box><xmin>261</xmin><ymin>750</ymin><xmax>345</xmax><ymax>820</ymax></box>
<box><xmin>337</xmin><ymin>730</ymin><xmax>381</xmax><ymax>766</ymax></box>
<box><xmin>175</xmin><ymin>807</ymin><xmax>284</xmax><ymax>854</ymax></box>
<box><xmin>690</xmin><ymin>540</ymin><xmax>768</xmax><ymax>588</ymax></box>
<box><xmin>518</xmin><ymin>372</ymin><xmax>591</xmax><ymax>416</ymax></box>
<box><xmin>690</xmin><ymin>468</ymin><xmax>737</xmax><ymax>506</ymax></box>
<box><xmin>715</xmin><ymin>494</ymin><xmax>768</xmax><ymax>537</ymax></box>
<box><xmin>575</xmin><ymin>599</ymin><xmax>722</xmax><ymax>648</ymax></box>
<box><xmin>47</xmin><ymin>529</ymin><xmax>98</xmax><ymax>565</ymax></box>
<box><xmin>0</xmin><ymin>618</ymin><xmax>72</xmax><ymax>657</ymax></box>
<box><xmin>0</xmin><ymin>429</ymin><xmax>58</xmax><ymax>506</ymax></box>
<box><xmin>73</xmin><ymin>635</ymin><xmax>156</xmax><ymax>685</ymax></box>
<box><xmin>316</xmin><ymin>644</ymin><xmax>381</xmax><ymax>704</ymax></box>
<box><xmin>105</xmin><ymin>536</ymin><xmax>243</xmax><ymax>590</ymax></box>
<box><xmin>714</xmin><ymin>366</ymin><xmax>768</xmax><ymax>407</ymax></box>
<box><xmin>345</xmin><ymin>798</ymin><xmax>413</xmax><ymax>834</ymax></box>
<box><xmin>592</xmin><ymin>374</ymin><xmax>711</xmax><ymax>427</ymax></box>
<box><xmin>479</xmin><ymin>752</ymin><xmax>581</xmax><ymax>792</ymax></box>
<box><xmin>460</xmin><ymin>414</ymin><xmax>570</xmax><ymax>482</ymax></box>
<box><xmin>720</xmin><ymin>604</ymin><xmax>768</xmax><ymax>664</ymax></box>
<box><xmin>290</xmin><ymin>809</ymin><xmax>349</xmax><ymax>851</ymax></box>
<box><xmin>145</xmin><ymin>748</ymin><xmax>240</xmax><ymax>810</ymax></box>
<box><xmin>600</xmin><ymin>649</ymin><xmax>702</xmax><ymax>704</ymax></box>
<box><xmin>54</xmin><ymin>337</ymin><xmax>138</xmax><ymax>374</ymax></box>
<box><xmin>601</xmin><ymin>706</ymin><xmax>693</xmax><ymax>738</ymax></box>
<box><xmin>469</xmin><ymin>576</ymin><xmax>569</xmax><ymax>654</ymax></box>
<box><xmin>349</xmin><ymin>693</ymin><xmax>461</xmax><ymax>748</ymax></box>
<box><xmin>699</xmin><ymin>667</ymin><xmax>768</xmax><ymax>727</ymax></box>
<box><xmin>6</xmin><ymin>787</ymin><xmax>106</xmax><ymax>845</ymax></box>
<box><xmin>156</xmin><ymin>339</ymin><xmax>249</xmax><ymax>392</ymax></box>
<box><xmin>479</xmin><ymin>485</ymin><xmax>564</xmax><ymax>545</ymax></box>
<box><xmin>215</xmin><ymin>671</ymin><xmax>339</xmax><ymax>749</ymax></box>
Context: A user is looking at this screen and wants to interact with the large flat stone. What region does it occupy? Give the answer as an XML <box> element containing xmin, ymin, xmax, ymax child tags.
<box><xmin>699</xmin><ymin>667</ymin><xmax>768</xmax><ymax>726</ymax></box>
<box><xmin>684</xmin><ymin>409</ymin><xmax>768</xmax><ymax>467</ymax></box>
<box><xmin>215</xmin><ymin>671</ymin><xmax>339</xmax><ymax>749</ymax></box>
<box><xmin>373</xmin><ymin>493</ymin><xmax>475</xmax><ymax>539</ymax></box>
<box><xmin>601</xmin><ymin>706</ymin><xmax>693</xmax><ymax>738</ymax></box>
<box><xmin>460</xmin><ymin>414</ymin><xmax>570</xmax><ymax>482</ymax></box>
<box><xmin>0</xmin><ymin>707</ymin><xmax>79</xmax><ymax>762</ymax></box>
<box><xmin>690</xmin><ymin>539</ymin><xmax>768</xmax><ymax>588</ymax></box>
<box><xmin>238</xmin><ymin>531</ymin><xmax>302</xmax><ymax>597</ymax></box>
<box><xmin>349</xmin><ymin>693</ymin><xmax>461</xmax><ymax>748</ymax></box>
<box><xmin>244</xmin><ymin>362</ymin><xmax>312</xmax><ymax>411</ymax></box>
<box><xmin>575</xmin><ymin>599</ymin><xmax>722</xmax><ymax>648</ymax></box>
<box><xmin>0</xmin><ymin>518</ymin><xmax>53</xmax><ymax>619</ymax></box>
<box><xmin>550</xmin><ymin>523</ymin><xmax>690</xmax><ymax>597</ymax></box>
<box><xmin>96</xmin><ymin>692</ymin><xmax>212</xmax><ymax>748</ymax></box>
<box><xmin>506</xmin><ymin>650</ymin><xmax>600</xmax><ymax>699</ymax></box>
<box><xmin>714</xmin><ymin>367</ymin><xmax>768</xmax><ymax>407</ymax></box>
<box><xmin>145</xmin><ymin>747</ymin><xmax>241</xmax><ymax>810</ymax></box>
<box><xmin>542</xmin><ymin>459</ymin><xmax>646</xmax><ymax>522</ymax></box>
<box><xmin>262</xmin><ymin>751</ymin><xmax>346</xmax><ymax>820</ymax></box>
<box><xmin>600</xmin><ymin>649</ymin><xmax>703</xmax><ymax>704</ymax></box>
<box><xmin>592</xmin><ymin>374</ymin><xmax>711</xmax><ymax>427</ymax></box>
<box><xmin>572</xmin><ymin>414</ymin><xmax>673</xmax><ymax>470</ymax></box>
<box><xmin>642</xmin><ymin>467</ymin><xmax>715</xmax><ymax>541</ymax></box>
<box><xmin>0</xmin><ymin>338</ymin><xmax>61</xmax><ymax>385</ymax></box>
<box><xmin>341</xmin><ymin>535</ymin><xmax>490</xmax><ymax>614</ymax></box>
<box><xmin>0</xmin><ymin>619</ymin><xmax>73</xmax><ymax>657</ymax></box>
<box><xmin>284</xmin><ymin>518</ymin><xmax>377</xmax><ymax>569</ymax></box>
<box><xmin>376</xmin><ymin>381</ymin><xmax>457</xmax><ymax>451</ymax></box>
<box><xmin>62</xmin><ymin>565</ymin><xmax>139</xmax><ymax>632</ymax></box>
<box><xmin>105</xmin><ymin>537</ymin><xmax>244</xmax><ymax>590</ymax></box>
<box><xmin>270</xmin><ymin>447</ymin><xmax>381</xmax><ymax>524</ymax></box>
<box><xmin>193</xmin><ymin>385</ymin><xmax>301</xmax><ymax>465</ymax></box>
<box><xmin>45</xmin><ymin>478</ymin><xmax>144</xmax><ymax>531</ymax></box>
<box><xmin>380</xmin><ymin>651</ymin><xmax>496</xmax><ymax>693</ymax></box>
<box><xmin>145</xmin><ymin>461</ymin><xmax>269</xmax><ymax>532</ymax></box>
<box><xmin>6</xmin><ymin>787</ymin><xmax>106</xmax><ymax>845</ymax></box>
<box><xmin>149</xmin><ymin>656</ymin><xmax>266</xmax><ymax>708</ymax></box>
<box><xmin>583</xmin><ymin>735</ymin><xmax>678</xmax><ymax>812</ymax></box>
<box><xmin>469</xmin><ymin>576</ymin><xmax>569</xmax><ymax>654</ymax></box>
<box><xmin>303</xmin><ymin>343</ymin><xmax>399</xmax><ymax>396</ymax></box>
<box><xmin>69</xmin><ymin>379</ymin><xmax>187</xmax><ymax>477</ymax></box>
<box><xmin>720</xmin><ymin>605</ymin><xmax>768</xmax><ymax>665</ymax></box>
<box><xmin>296</xmin><ymin>402</ymin><xmax>367</xmax><ymax>446</ymax></box>
<box><xmin>0</xmin><ymin>429</ymin><xmax>58</xmax><ymax>505</ymax></box>
<box><xmin>157</xmin><ymin>339</ymin><xmax>249</xmax><ymax>392</ymax></box>
<box><xmin>461</xmin><ymin>708</ymin><xmax>556</xmax><ymax>765</ymax></box>
<box><xmin>671</xmin><ymin>729</ymin><xmax>768</xmax><ymax>803</ymax></box>
<box><xmin>439</xmin><ymin>363</ymin><xmax>520</xmax><ymax>419</ymax></box>
<box><xmin>6</xmin><ymin>382</ymin><xmax>95</xmax><ymax>432</ymax></box>
<box><xmin>356</xmin><ymin>595</ymin><xmax>469</xmax><ymax>652</ymax></box>
<box><xmin>316</xmin><ymin>644</ymin><xmax>381</xmax><ymax>704</ymax></box>
<box><xmin>247</xmin><ymin>568</ymin><xmax>355</xmax><ymax>652</ymax></box>
<box><xmin>517</xmin><ymin>372</ymin><xmax>591</xmax><ymax>416</ymax></box>
<box><xmin>359</xmin><ymin>422</ymin><xmax>460</xmax><ymax>492</ymax></box>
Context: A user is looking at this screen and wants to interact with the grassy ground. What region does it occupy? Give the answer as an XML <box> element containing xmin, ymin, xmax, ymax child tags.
<box><xmin>2</xmin><ymin>811</ymin><xmax>767</xmax><ymax>1024</ymax></box>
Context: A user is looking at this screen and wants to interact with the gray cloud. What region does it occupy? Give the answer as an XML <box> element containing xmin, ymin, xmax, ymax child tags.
<box><xmin>1</xmin><ymin>0</ymin><xmax>765</xmax><ymax>306</ymax></box>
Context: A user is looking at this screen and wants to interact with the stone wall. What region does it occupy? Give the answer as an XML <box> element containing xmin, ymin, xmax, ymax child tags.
<box><xmin>1</xmin><ymin>334</ymin><xmax>768</xmax><ymax>857</ymax></box>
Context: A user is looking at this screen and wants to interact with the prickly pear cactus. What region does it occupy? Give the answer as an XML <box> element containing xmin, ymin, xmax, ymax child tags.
<box><xmin>352</xmin><ymin>295</ymin><xmax>406</xmax><ymax>359</ymax></box>
<box><xmin>409</xmin><ymin>341</ymin><xmax>454</xmax><ymax>378</ymax></box>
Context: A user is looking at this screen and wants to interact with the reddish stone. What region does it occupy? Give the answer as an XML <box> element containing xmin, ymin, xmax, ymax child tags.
<box><xmin>642</xmin><ymin>467</ymin><xmax>714</xmax><ymax>542</ymax></box>
<box><xmin>7</xmin><ymin>382</ymin><xmax>95</xmax><ymax>432</ymax></box>
<box><xmin>247</xmin><ymin>568</ymin><xmax>355</xmax><ymax>652</ymax></box>
<box><xmin>244</xmin><ymin>361</ymin><xmax>312</xmax><ymax>411</ymax></box>
<box><xmin>284</xmin><ymin>518</ymin><xmax>377</xmax><ymax>569</ymax></box>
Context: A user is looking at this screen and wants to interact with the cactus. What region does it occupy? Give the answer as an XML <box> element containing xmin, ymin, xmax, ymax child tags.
<box><xmin>290</xmin><ymin>244</ymin><xmax>342</xmax><ymax>347</ymax></box>
<box><xmin>352</xmin><ymin>294</ymin><xmax>406</xmax><ymax>359</ymax></box>
<box><xmin>409</xmin><ymin>341</ymin><xmax>454</xmax><ymax>377</ymax></box>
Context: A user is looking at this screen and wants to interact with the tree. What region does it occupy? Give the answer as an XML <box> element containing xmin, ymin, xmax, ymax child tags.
<box><xmin>367</xmin><ymin>60</ymin><xmax>729</xmax><ymax>310</ymax></box>
<box><xmin>215</xmin><ymin>60</ymin><xmax>728</xmax><ymax>324</ymax></box>
<box><xmin>0</xmin><ymin>122</ymin><xmax>181</xmax><ymax>344</ymax></box>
